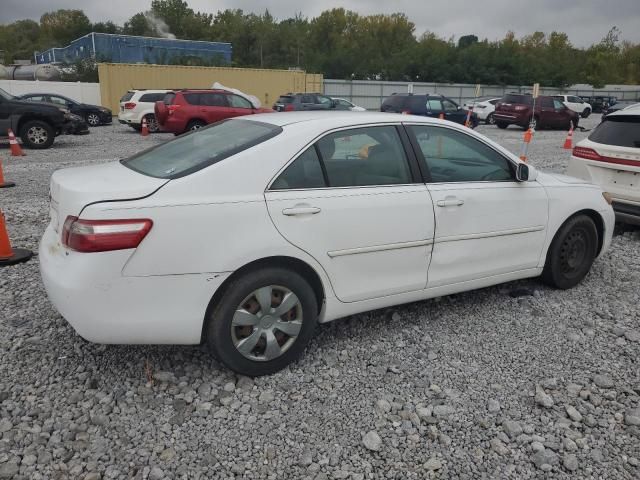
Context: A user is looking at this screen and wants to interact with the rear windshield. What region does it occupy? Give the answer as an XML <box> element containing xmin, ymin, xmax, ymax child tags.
<box><xmin>122</xmin><ymin>119</ymin><xmax>283</xmax><ymax>179</ymax></box>
<box><xmin>120</xmin><ymin>91</ymin><xmax>134</xmax><ymax>102</ymax></box>
<box><xmin>276</xmin><ymin>96</ymin><xmax>294</xmax><ymax>104</ymax></box>
<box><xmin>382</xmin><ymin>95</ymin><xmax>407</xmax><ymax>109</ymax></box>
<box><xmin>501</xmin><ymin>94</ymin><xmax>533</xmax><ymax>105</ymax></box>
<box><xmin>163</xmin><ymin>93</ymin><xmax>176</xmax><ymax>105</ymax></box>
<box><xmin>588</xmin><ymin>115</ymin><xmax>640</xmax><ymax>148</ymax></box>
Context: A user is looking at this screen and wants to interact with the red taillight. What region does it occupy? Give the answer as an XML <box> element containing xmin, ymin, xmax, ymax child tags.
<box><xmin>572</xmin><ymin>147</ymin><xmax>602</xmax><ymax>161</ymax></box>
<box><xmin>124</xmin><ymin>102</ymin><xmax>136</xmax><ymax>110</ymax></box>
<box><xmin>168</xmin><ymin>105</ymin><xmax>181</xmax><ymax>115</ymax></box>
<box><xmin>514</xmin><ymin>105</ymin><xmax>528</xmax><ymax>111</ymax></box>
<box><xmin>284</xmin><ymin>104</ymin><xmax>295</xmax><ymax>112</ymax></box>
<box><xmin>62</xmin><ymin>216</ymin><xmax>153</xmax><ymax>253</ymax></box>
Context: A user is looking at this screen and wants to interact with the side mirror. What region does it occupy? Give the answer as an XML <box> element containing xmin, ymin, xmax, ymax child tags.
<box><xmin>516</xmin><ymin>163</ymin><xmax>530</xmax><ymax>182</ymax></box>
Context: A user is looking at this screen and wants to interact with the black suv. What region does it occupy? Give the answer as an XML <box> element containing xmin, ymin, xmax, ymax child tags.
<box><xmin>0</xmin><ymin>87</ymin><xmax>69</xmax><ymax>149</ymax></box>
<box><xmin>381</xmin><ymin>93</ymin><xmax>478</xmax><ymax>128</ymax></box>
<box><xmin>273</xmin><ymin>93</ymin><xmax>337</xmax><ymax>112</ymax></box>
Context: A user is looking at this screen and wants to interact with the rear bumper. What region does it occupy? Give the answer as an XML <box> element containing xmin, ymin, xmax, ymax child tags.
<box><xmin>39</xmin><ymin>223</ymin><xmax>230</xmax><ymax>345</ymax></box>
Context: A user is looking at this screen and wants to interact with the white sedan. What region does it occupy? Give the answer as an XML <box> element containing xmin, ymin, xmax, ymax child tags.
<box><xmin>462</xmin><ymin>97</ymin><xmax>501</xmax><ymax>124</ymax></box>
<box><xmin>40</xmin><ymin>112</ymin><xmax>614</xmax><ymax>376</ymax></box>
<box><xmin>332</xmin><ymin>97</ymin><xmax>367</xmax><ymax>111</ymax></box>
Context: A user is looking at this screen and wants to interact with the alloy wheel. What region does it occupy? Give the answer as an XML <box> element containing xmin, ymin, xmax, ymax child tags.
<box><xmin>87</xmin><ymin>113</ymin><xmax>100</xmax><ymax>126</ymax></box>
<box><xmin>27</xmin><ymin>126</ymin><xmax>48</xmax><ymax>145</ymax></box>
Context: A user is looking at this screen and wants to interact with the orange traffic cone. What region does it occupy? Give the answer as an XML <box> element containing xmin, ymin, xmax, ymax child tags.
<box><xmin>0</xmin><ymin>210</ymin><xmax>33</xmax><ymax>267</ymax></box>
<box><xmin>0</xmin><ymin>158</ymin><xmax>15</xmax><ymax>188</ymax></box>
<box><xmin>519</xmin><ymin>128</ymin><xmax>534</xmax><ymax>162</ymax></box>
<box><xmin>141</xmin><ymin>117</ymin><xmax>149</xmax><ymax>137</ymax></box>
<box><xmin>439</xmin><ymin>112</ymin><xmax>445</xmax><ymax>120</ymax></box>
<box><xmin>563</xmin><ymin>123</ymin><xmax>574</xmax><ymax>150</ymax></box>
<box><xmin>7</xmin><ymin>129</ymin><xmax>24</xmax><ymax>157</ymax></box>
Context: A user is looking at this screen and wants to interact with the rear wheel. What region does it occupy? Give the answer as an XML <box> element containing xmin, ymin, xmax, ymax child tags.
<box><xmin>144</xmin><ymin>114</ymin><xmax>159</xmax><ymax>133</ymax></box>
<box><xmin>187</xmin><ymin>120</ymin><xmax>206</xmax><ymax>131</ymax></box>
<box><xmin>20</xmin><ymin>120</ymin><xmax>55</xmax><ymax>149</ymax></box>
<box><xmin>205</xmin><ymin>268</ymin><xmax>318</xmax><ymax>376</ymax></box>
<box><xmin>86</xmin><ymin>112</ymin><xmax>100</xmax><ymax>126</ymax></box>
<box><xmin>496</xmin><ymin>121</ymin><xmax>508</xmax><ymax>129</ymax></box>
<box><xmin>486</xmin><ymin>113</ymin><xmax>495</xmax><ymax>125</ymax></box>
<box><xmin>542</xmin><ymin>215</ymin><xmax>598</xmax><ymax>289</ymax></box>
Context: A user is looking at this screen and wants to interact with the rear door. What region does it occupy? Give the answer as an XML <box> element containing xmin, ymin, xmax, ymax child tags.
<box><xmin>442</xmin><ymin>98</ymin><xmax>465</xmax><ymax>124</ymax></box>
<box><xmin>538</xmin><ymin>97</ymin><xmax>557</xmax><ymax>128</ymax></box>
<box><xmin>426</xmin><ymin>98</ymin><xmax>443</xmax><ymax>119</ymax></box>
<box><xmin>265</xmin><ymin>124</ymin><xmax>435</xmax><ymax>302</ymax></box>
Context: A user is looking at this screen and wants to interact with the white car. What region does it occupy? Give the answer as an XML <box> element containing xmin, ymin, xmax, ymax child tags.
<box><xmin>552</xmin><ymin>95</ymin><xmax>592</xmax><ymax>118</ymax></box>
<box><xmin>40</xmin><ymin>112</ymin><xmax>614</xmax><ymax>376</ymax></box>
<box><xmin>462</xmin><ymin>97</ymin><xmax>501</xmax><ymax>124</ymax></box>
<box><xmin>118</xmin><ymin>90</ymin><xmax>170</xmax><ymax>133</ymax></box>
<box><xmin>332</xmin><ymin>97</ymin><xmax>367</xmax><ymax>111</ymax></box>
<box><xmin>567</xmin><ymin>105</ymin><xmax>640</xmax><ymax>225</ymax></box>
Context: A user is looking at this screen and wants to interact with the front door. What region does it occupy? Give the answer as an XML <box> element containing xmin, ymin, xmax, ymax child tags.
<box><xmin>265</xmin><ymin>125</ymin><xmax>435</xmax><ymax>303</ymax></box>
<box><xmin>406</xmin><ymin>124</ymin><xmax>548</xmax><ymax>288</ymax></box>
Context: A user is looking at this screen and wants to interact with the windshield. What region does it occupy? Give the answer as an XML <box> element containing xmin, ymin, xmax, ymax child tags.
<box><xmin>122</xmin><ymin>119</ymin><xmax>282</xmax><ymax>179</ymax></box>
<box><xmin>0</xmin><ymin>88</ymin><xmax>14</xmax><ymax>101</ymax></box>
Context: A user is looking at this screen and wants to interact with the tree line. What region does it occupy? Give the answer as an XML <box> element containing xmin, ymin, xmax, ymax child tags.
<box><xmin>1</xmin><ymin>0</ymin><xmax>639</xmax><ymax>88</ymax></box>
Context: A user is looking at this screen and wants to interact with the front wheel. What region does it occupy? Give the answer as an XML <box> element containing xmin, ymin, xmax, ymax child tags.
<box><xmin>86</xmin><ymin>112</ymin><xmax>101</xmax><ymax>126</ymax></box>
<box><xmin>187</xmin><ymin>120</ymin><xmax>206</xmax><ymax>131</ymax></box>
<box><xmin>20</xmin><ymin>120</ymin><xmax>55</xmax><ymax>149</ymax></box>
<box><xmin>581</xmin><ymin>108</ymin><xmax>591</xmax><ymax>118</ymax></box>
<box><xmin>542</xmin><ymin>215</ymin><xmax>598</xmax><ymax>289</ymax></box>
<box><xmin>496</xmin><ymin>121</ymin><xmax>508</xmax><ymax>129</ymax></box>
<box><xmin>486</xmin><ymin>113</ymin><xmax>495</xmax><ymax>125</ymax></box>
<box><xmin>205</xmin><ymin>268</ymin><xmax>318</xmax><ymax>376</ymax></box>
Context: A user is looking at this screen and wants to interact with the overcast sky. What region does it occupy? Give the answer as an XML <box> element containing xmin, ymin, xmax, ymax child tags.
<box><xmin>2</xmin><ymin>0</ymin><xmax>639</xmax><ymax>47</ymax></box>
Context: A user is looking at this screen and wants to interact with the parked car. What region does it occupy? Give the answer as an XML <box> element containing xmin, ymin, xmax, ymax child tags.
<box><xmin>589</xmin><ymin>96</ymin><xmax>617</xmax><ymax>114</ymax></box>
<box><xmin>17</xmin><ymin>93</ymin><xmax>112</xmax><ymax>126</ymax></box>
<box><xmin>272</xmin><ymin>93</ymin><xmax>338</xmax><ymax>111</ymax></box>
<box><xmin>332</xmin><ymin>97</ymin><xmax>366</xmax><ymax>111</ymax></box>
<box><xmin>567</xmin><ymin>105</ymin><xmax>640</xmax><ymax>225</ymax></box>
<box><xmin>118</xmin><ymin>90</ymin><xmax>170</xmax><ymax>133</ymax></box>
<box><xmin>62</xmin><ymin>113</ymin><xmax>90</xmax><ymax>136</ymax></box>
<box><xmin>552</xmin><ymin>95</ymin><xmax>592</xmax><ymax>118</ymax></box>
<box><xmin>462</xmin><ymin>97</ymin><xmax>501</xmax><ymax>124</ymax></box>
<box><xmin>381</xmin><ymin>93</ymin><xmax>478</xmax><ymax>128</ymax></box>
<box><xmin>601</xmin><ymin>100</ymin><xmax>640</xmax><ymax>117</ymax></box>
<box><xmin>0</xmin><ymin>87</ymin><xmax>70</xmax><ymax>149</ymax></box>
<box><xmin>154</xmin><ymin>89</ymin><xmax>272</xmax><ymax>134</ymax></box>
<box><xmin>40</xmin><ymin>111</ymin><xmax>614</xmax><ymax>376</ymax></box>
<box><xmin>493</xmin><ymin>94</ymin><xmax>579</xmax><ymax>130</ymax></box>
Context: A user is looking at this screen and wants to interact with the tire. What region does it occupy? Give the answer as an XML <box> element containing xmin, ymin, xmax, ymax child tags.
<box><xmin>581</xmin><ymin>108</ymin><xmax>591</xmax><ymax>118</ymax></box>
<box><xmin>144</xmin><ymin>114</ymin><xmax>160</xmax><ymax>133</ymax></box>
<box><xmin>496</xmin><ymin>121</ymin><xmax>508</xmax><ymax>129</ymax></box>
<box><xmin>205</xmin><ymin>267</ymin><xmax>318</xmax><ymax>376</ymax></box>
<box><xmin>20</xmin><ymin>120</ymin><xmax>55</xmax><ymax>149</ymax></box>
<box><xmin>86</xmin><ymin>112</ymin><xmax>100</xmax><ymax>126</ymax></box>
<box><xmin>542</xmin><ymin>215</ymin><xmax>598</xmax><ymax>289</ymax></box>
<box><xmin>486</xmin><ymin>113</ymin><xmax>495</xmax><ymax>125</ymax></box>
<box><xmin>187</xmin><ymin>120</ymin><xmax>206</xmax><ymax>131</ymax></box>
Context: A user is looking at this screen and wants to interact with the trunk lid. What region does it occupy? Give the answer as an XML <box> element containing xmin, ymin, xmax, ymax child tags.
<box><xmin>49</xmin><ymin>161</ymin><xmax>168</xmax><ymax>234</ymax></box>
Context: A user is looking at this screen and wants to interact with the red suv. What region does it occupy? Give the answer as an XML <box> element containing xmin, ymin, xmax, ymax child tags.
<box><xmin>155</xmin><ymin>89</ymin><xmax>272</xmax><ymax>134</ymax></box>
<box><xmin>493</xmin><ymin>94</ymin><xmax>579</xmax><ymax>130</ymax></box>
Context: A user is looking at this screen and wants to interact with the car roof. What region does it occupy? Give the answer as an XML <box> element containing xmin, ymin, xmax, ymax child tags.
<box><xmin>239</xmin><ymin>110</ymin><xmax>446</xmax><ymax>128</ymax></box>
<box><xmin>171</xmin><ymin>89</ymin><xmax>230</xmax><ymax>94</ymax></box>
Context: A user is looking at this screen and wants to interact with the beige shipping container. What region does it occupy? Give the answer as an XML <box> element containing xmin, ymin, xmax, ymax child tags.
<box><xmin>98</xmin><ymin>63</ymin><xmax>323</xmax><ymax>112</ymax></box>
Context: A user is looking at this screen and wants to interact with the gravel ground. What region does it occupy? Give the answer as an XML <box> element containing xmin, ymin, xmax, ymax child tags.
<box><xmin>1</xmin><ymin>115</ymin><xmax>639</xmax><ymax>480</ymax></box>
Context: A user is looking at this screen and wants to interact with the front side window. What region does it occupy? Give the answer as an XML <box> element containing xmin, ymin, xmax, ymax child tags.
<box><xmin>316</xmin><ymin>95</ymin><xmax>332</xmax><ymax>105</ymax></box>
<box><xmin>442</xmin><ymin>99</ymin><xmax>458</xmax><ymax>112</ymax></box>
<box><xmin>410</xmin><ymin>125</ymin><xmax>514</xmax><ymax>183</ymax></box>
<box><xmin>49</xmin><ymin>96</ymin><xmax>70</xmax><ymax>106</ymax></box>
<box><xmin>122</xmin><ymin>119</ymin><xmax>282</xmax><ymax>179</ymax></box>
<box><xmin>25</xmin><ymin>95</ymin><xmax>46</xmax><ymax>102</ymax></box>
<box><xmin>316</xmin><ymin>126</ymin><xmax>412</xmax><ymax>187</ymax></box>
<box><xmin>553</xmin><ymin>99</ymin><xmax>565</xmax><ymax>109</ymax></box>
<box><xmin>228</xmin><ymin>94</ymin><xmax>253</xmax><ymax>109</ymax></box>
<box><xmin>301</xmin><ymin>95</ymin><xmax>314</xmax><ymax>104</ymax></box>
<box><xmin>271</xmin><ymin>147</ymin><xmax>326</xmax><ymax>190</ymax></box>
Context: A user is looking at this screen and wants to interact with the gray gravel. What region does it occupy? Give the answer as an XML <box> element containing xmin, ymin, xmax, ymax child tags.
<box><xmin>1</xmin><ymin>115</ymin><xmax>639</xmax><ymax>479</ymax></box>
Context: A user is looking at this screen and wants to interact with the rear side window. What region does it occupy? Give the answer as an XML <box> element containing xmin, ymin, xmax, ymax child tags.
<box><xmin>381</xmin><ymin>95</ymin><xmax>406</xmax><ymax>110</ymax></box>
<box><xmin>502</xmin><ymin>94</ymin><xmax>533</xmax><ymax>105</ymax></box>
<box><xmin>122</xmin><ymin>119</ymin><xmax>282</xmax><ymax>179</ymax></box>
<box><xmin>588</xmin><ymin>116</ymin><xmax>640</xmax><ymax>148</ymax></box>
<box><xmin>139</xmin><ymin>93</ymin><xmax>166</xmax><ymax>102</ymax></box>
<box><xmin>271</xmin><ymin>147</ymin><xmax>326</xmax><ymax>190</ymax></box>
<box><xmin>408</xmin><ymin>96</ymin><xmax>427</xmax><ymax>113</ymax></box>
<box><xmin>120</xmin><ymin>91</ymin><xmax>134</xmax><ymax>102</ymax></box>
<box><xmin>200</xmin><ymin>93</ymin><xmax>228</xmax><ymax>107</ymax></box>
<box><xmin>229</xmin><ymin>94</ymin><xmax>253</xmax><ymax>108</ymax></box>
<box><xmin>539</xmin><ymin>97</ymin><xmax>554</xmax><ymax>108</ymax></box>
<box><xmin>163</xmin><ymin>93</ymin><xmax>176</xmax><ymax>105</ymax></box>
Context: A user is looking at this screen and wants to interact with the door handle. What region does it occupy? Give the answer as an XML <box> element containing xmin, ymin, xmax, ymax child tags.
<box><xmin>282</xmin><ymin>206</ymin><xmax>321</xmax><ymax>216</ymax></box>
<box><xmin>436</xmin><ymin>198</ymin><xmax>464</xmax><ymax>207</ymax></box>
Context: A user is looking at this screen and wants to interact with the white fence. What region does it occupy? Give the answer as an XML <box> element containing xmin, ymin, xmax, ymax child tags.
<box><xmin>0</xmin><ymin>80</ymin><xmax>101</xmax><ymax>106</ymax></box>
<box><xmin>324</xmin><ymin>79</ymin><xmax>640</xmax><ymax>110</ymax></box>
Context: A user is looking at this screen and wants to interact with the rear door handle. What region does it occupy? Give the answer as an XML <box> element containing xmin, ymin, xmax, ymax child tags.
<box><xmin>436</xmin><ymin>198</ymin><xmax>464</xmax><ymax>207</ymax></box>
<box><xmin>282</xmin><ymin>206</ymin><xmax>321</xmax><ymax>216</ymax></box>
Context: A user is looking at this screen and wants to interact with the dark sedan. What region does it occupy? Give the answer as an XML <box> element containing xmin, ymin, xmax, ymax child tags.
<box><xmin>17</xmin><ymin>93</ymin><xmax>112</xmax><ymax>126</ymax></box>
